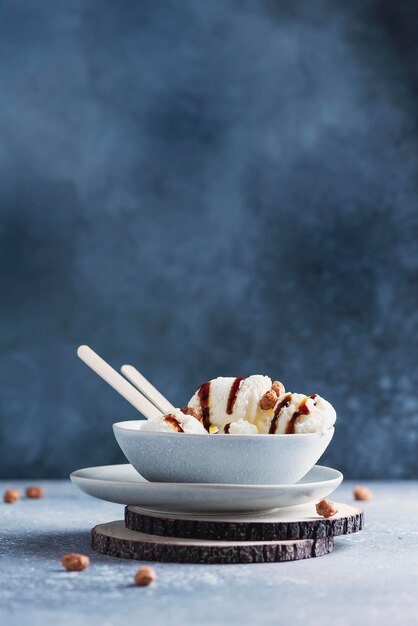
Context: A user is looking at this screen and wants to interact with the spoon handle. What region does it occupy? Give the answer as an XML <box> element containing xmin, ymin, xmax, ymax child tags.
<box><xmin>77</xmin><ymin>345</ymin><xmax>161</xmax><ymax>420</ymax></box>
<box><xmin>121</xmin><ymin>365</ymin><xmax>175</xmax><ymax>414</ymax></box>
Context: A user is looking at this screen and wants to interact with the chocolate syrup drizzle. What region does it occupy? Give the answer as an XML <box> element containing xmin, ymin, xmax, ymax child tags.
<box><xmin>224</xmin><ymin>423</ymin><xmax>231</xmax><ymax>434</ymax></box>
<box><xmin>164</xmin><ymin>414</ymin><xmax>184</xmax><ymax>433</ymax></box>
<box><xmin>269</xmin><ymin>394</ymin><xmax>313</xmax><ymax>434</ymax></box>
<box><xmin>286</xmin><ymin>397</ymin><xmax>310</xmax><ymax>434</ymax></box>
<box><xmin>198</xmin><ymin>381</ymin><xmax>211</xmax><ymax>431</ymax></box>
<box><xmin>226</xmin><ymin>377</ymin><xmax>245</xmax><ymax>415</ymax></box>
<box><xmin>269</xmin><ymin>393</ymin><xmax>291</xmax><ymax>434</ymax></box>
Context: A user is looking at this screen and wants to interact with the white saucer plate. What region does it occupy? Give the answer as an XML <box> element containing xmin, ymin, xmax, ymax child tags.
<box><xmin>70</xmin><ymin>464</ymin><xmax>343</xmax><ymax>514</ymax></box>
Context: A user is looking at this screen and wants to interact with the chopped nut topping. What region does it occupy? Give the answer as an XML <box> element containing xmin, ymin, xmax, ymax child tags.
<box><xmin>181</xmin><ymin>406</ymin><xmax>202</xmax><ymax>421</ymax></box>
<box><xmin>3</xmin><ymin>488</ymin><xmax>20</xmax><ymax>504</ymax></box>
<box><xmin>272</xmin><ymin>381</ymin><xmax>286</xmax><ymax>397</ymax></box>
<box><xmin>209</xmin><ymin>425</ymin><xmax>219</xmax><ymax>434</ymax></box>
<box><xmin>60</xmin><ymin>553</ymin><xmax>90</xmax><ymax>571</ymax></box>
<box><xmin>25</xmin><ymin>486</ymin><xmax>44</xmax><ymax>499</ymax></box>
<box><xmin>134</xmin><ymin>566</ymin><xmax>156</xmax><ymax>586</ymax></box>
<box><xmin>260</xmin><ymin>389</ymin><xmax>278</xmax><ymax>410</ymax></box>
<box><xmin>353</xmin><ymin>485</ymin><xmax>372</xmax><ymax>501</ymax></box>
<box><xmin>316</xmin><ymin>499</ymin><xmax>338</xmax><ymax>518</ymax></box>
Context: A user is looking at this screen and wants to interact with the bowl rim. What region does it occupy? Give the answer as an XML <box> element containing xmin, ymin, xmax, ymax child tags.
<box><xmin>113</xmin><ymin>420</ymin><xmax>335</xmax><ymax>439</ymax></box>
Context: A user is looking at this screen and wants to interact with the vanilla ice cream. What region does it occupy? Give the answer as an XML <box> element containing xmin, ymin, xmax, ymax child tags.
<box><xmin>269</xmin><ymin>393</ymin><xmax>336</xmax><ymax>435</ymax></box>
<box><xmin>140</xmin><ymin>408</ymin><xmax>207</xmax><ymax>435</ymax></box>
<box><xmin>140</xmin><ymin>377</ymin><xmax>336</xmax><ymax>436</ymax></box>
<box><xmin>223</xmin><ymin>419</ymin><xmax>258</xmax><ymax>435</ymax></box>
<box><xmin>187</xmin><ymin>375</ymin><xmax>272</xmax><ymax>431</ymax></box>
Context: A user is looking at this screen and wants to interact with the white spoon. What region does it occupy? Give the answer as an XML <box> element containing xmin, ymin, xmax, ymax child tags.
<box><xmin>121</xmin><ymin>364</ymin><xmax>175</xmax><ymax>414</ymax></box>
<box><xmin>77</xmin><ymin>345</ymin><xmax>161</xmax><ymax>420</ymax></box>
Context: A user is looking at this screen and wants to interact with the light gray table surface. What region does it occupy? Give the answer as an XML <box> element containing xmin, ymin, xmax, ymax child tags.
<box><xmin>0</xmin><ymin>479</ymin><xmax>417</xmax><ymax>626</ymax></box>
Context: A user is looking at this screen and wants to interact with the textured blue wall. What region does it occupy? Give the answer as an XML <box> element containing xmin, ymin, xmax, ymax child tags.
<box><xmin>0</xmin><ymin>0</ymin><xmax>417</xmax><ymax>478</ymax></box>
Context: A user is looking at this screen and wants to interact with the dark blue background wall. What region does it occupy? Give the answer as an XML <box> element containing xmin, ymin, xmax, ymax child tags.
<box><xmin>1</xmin><ymin>0</ymin><xmax>417</xmax><ymax>478</ymax></box>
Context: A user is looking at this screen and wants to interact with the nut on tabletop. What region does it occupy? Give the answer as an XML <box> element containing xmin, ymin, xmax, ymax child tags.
<box><xmin>4</xmin><ymin>488</ymin><xmax>20</xmax><ymax>504</ymax></box>
<box><xmin>61</xmin><ymin>553</ymin><xmax>90</xmax><ymax>571</ymax></box>
<box><xmin>354</xmin><ymin>485</ymin><xmax>372</xmax><ymax>501</ymax></box>
<box><xmin>316</xmin><ymin>499</ymin><xmax>338</xmax><ymax>518</ymax></box>
<box><xmin>25</xmin><ymin>485</ymin><xmax>44</xmax><ymax>499</ymax></box>
<box><xmin>134</xmin><ymin>566</ymin><xmax>156</xmax><ymax>586</ymax></box>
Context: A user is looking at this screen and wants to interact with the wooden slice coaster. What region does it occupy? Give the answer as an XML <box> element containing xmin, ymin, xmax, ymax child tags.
<box><xmin>91</xmin><ymin>520</ymin><xmax>334</xmax><ymax>564</ymax></box>
<box><xmin>125</xmin><ymin>502</ymin><xmax>363</xmax><ymax>542</ymax></box>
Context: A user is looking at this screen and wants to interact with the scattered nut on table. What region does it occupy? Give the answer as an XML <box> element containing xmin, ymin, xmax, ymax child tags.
<box><xmin>134</xmin><ymin>566</ymin><xmax>156</xmax><ymax>586</ymax></box>
<box><xmin>3</xmin><ymin>488</ymin><xmax>20</xmax><ymax>504</ymax></box>
<box><xmin>60</xmin><ymin>553</ymin><xmax>90</xmax><ymax>571</ymax></box>
<box><xmin>25</xmin><ymin>486</ymin><xmax>44</xmax><ymax>499</ymax></box>
<box><xmin>354</xmin><ymin>485</ymin><xmax>372</xmax><ymax>501</ymax></box>
<box><xmin>316</xmin><ymin>499</ymin><xmax>338</xmax><ymax>518</ymax></box>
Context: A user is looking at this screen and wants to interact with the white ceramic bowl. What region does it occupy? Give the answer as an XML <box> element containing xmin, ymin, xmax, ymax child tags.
<box><xmin>113</xmin><ymin>421</ymin><xmax>334</xmax><ymax>485</ymax></box>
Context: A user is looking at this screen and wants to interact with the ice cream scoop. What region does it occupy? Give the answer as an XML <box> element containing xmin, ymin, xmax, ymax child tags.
<box><xmin>223</xmin><ymin>419</ymin><xmax>258</xmax><ymax>435</ymax></box>
<box><xmin>140</xmin><ymin>408</ymin><xmax>207</xmax><ymax>435</ymax></box>
<box><xmin>137</xmin><ymin>377</ymin><xmax>336</xmax><ymax>437</ymax></box>
<box><xmin>187</xmin><ymin>375</ymin><xmax>272</xmax><ymax>431</ymax></box>
<box><xmin>269</xmin><ymin>393</ymin><xmax>336</xmax><ymax>435</ymax></box>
